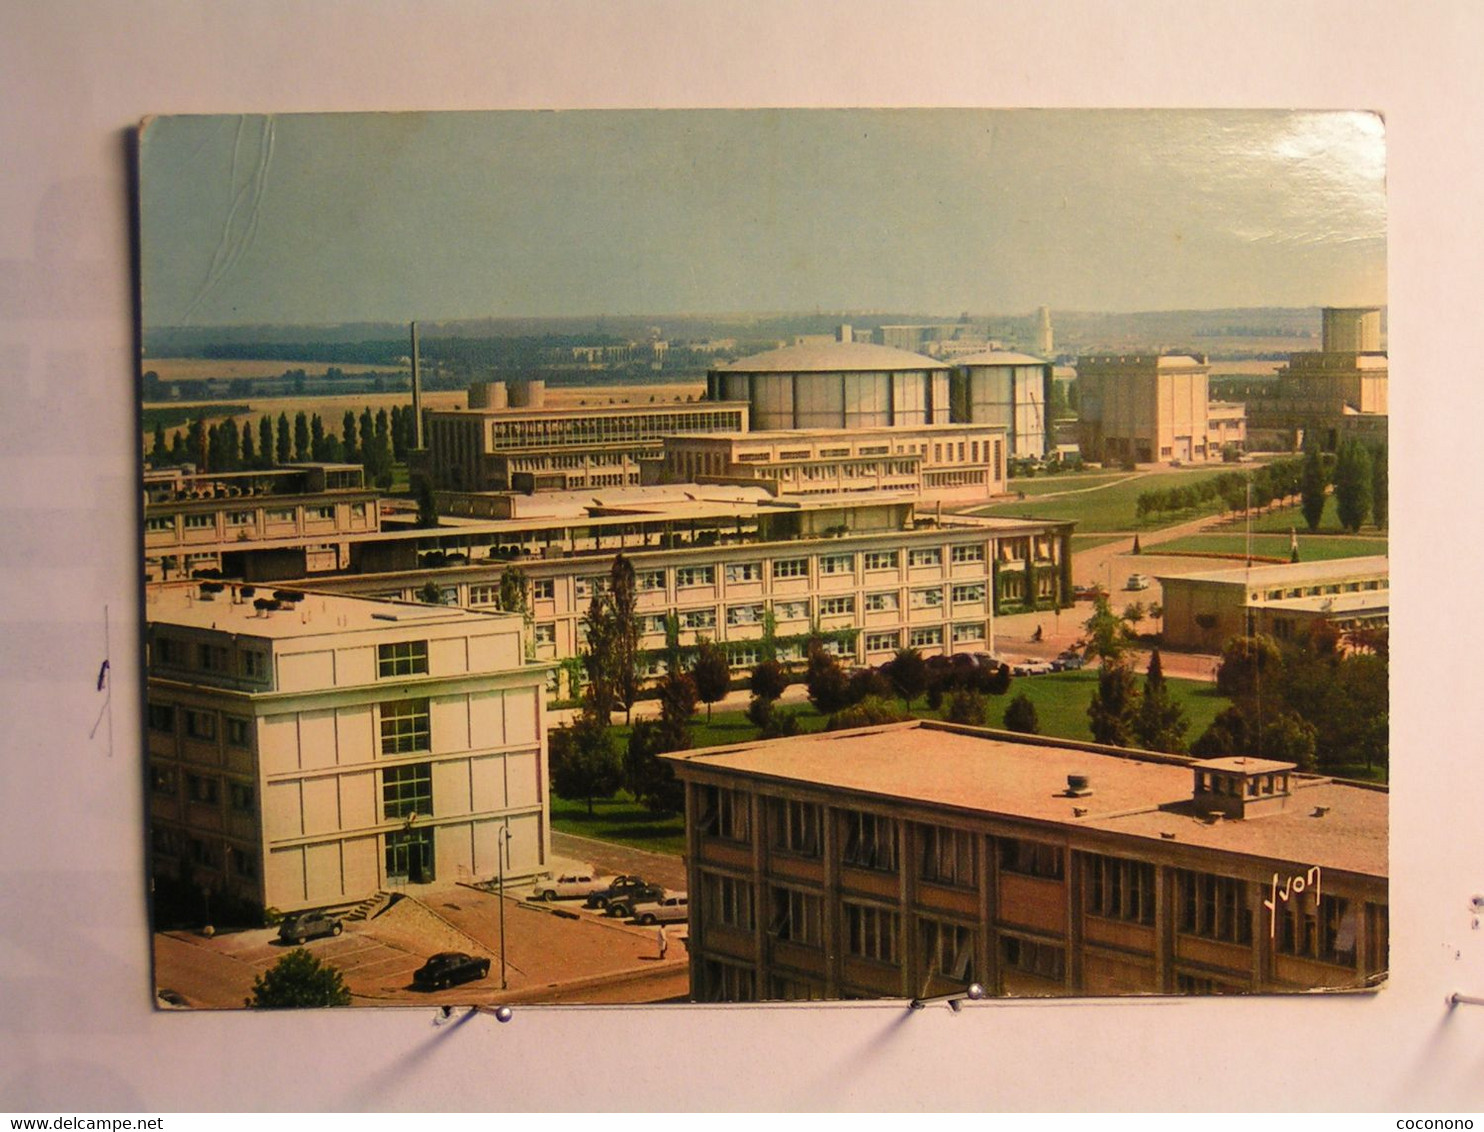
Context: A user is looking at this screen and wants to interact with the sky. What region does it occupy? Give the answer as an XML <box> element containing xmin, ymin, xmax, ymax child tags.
<box><xmin>139</xmin><ymin>109</ymin><xmax>1387</xmax><ymax>328</ymax></box>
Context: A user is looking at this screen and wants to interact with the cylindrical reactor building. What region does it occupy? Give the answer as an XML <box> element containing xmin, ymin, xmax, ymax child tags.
<box><xmin>707</xmin><ymin>342</ymin><xmax>951</xmax><ymax>430</ymax></box>
<box><xmin>950</xmin><ymin>350</ymin><xmax>1052</xmax><ymax>458</ymax></box>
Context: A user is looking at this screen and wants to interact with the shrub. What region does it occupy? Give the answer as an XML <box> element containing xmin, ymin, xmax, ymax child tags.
<box><xmin>826</xmin><ymin>695</ymin><xmax>912</xmax><ymax>731</ymax></box>
<box><xmin>944</xmin><ymin>690</ymin><xmax>990</xmax><ymax>727</ymax></box>
<box><xmin>1004</xmin><ymin>692</ymin><xmax>1040</xmax><ymax>734</ymax></box>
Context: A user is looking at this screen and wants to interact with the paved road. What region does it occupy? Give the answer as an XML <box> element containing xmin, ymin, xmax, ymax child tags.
<box><xmin>553</xmin><ymin>829</ymin><xmax>687</xmax><ymax>887</ymax></box>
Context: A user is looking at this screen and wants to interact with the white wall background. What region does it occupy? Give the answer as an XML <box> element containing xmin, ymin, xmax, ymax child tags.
<box><xmin>1</xmin><ymin>0</ymin><xmax>1480</xmax><ymax>1112</ymax></box>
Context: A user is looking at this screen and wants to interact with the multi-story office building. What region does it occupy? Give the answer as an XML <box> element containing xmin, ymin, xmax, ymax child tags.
<box><xmin>1076</xmin><ymin>353</ymin><xmax>1247</xmax><ymax>464</ymax></box>
<box><xmin>949</xmin><ymin>350</ymin><xmax>1052</xmax><ymax>459</ymax></box>
<box><xmin>1156</xmin><ymin>556</ymin><xmax>1389</xmax><ymax>650</ymax></box>
<box><xmin>665</xmin><ymin>721</ymin><xmax>1387</xmax><ymax>1001</ymax></box>
<box><xmin>146</xmin><ymin>583</ymin><xmax>551</xmax><ymax>914</ymax></box>
<box><xmin>653</xmin><ymin>423</ymin><xmax>1009</xmax><ymax>504</ymax></box>
<box><xmin>707</xmin><ymin>341</ymin><xmax>954</xmax><ymax>431</ymax></box>
<box><xmin>423</xmin><ymin>381</ymin><xmax>749</xmax><ymax>492</ymax></box>
<box><xmin>144</xmin><ymin>463</ymin><xmax>381</xmax><ymax>582</ymax></box>
<box><xmin>304</xmin><ymin>492</ymin><xmax>1073</xmax><ymax>696</ymax></box>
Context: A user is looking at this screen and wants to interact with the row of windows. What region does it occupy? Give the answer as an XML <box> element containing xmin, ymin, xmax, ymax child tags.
<box><xmin>148</xmin><ymin>704</ymin><xmax>252</xmax><ymax>747</ymax></box>
<box><xmin>152</xmin><ymin>637</ymin><xmax>269</xmax><ymax>681</ymax></box>
<box><xmin>151</xmin><ymin>766</ymin><xmax>254</xmax><ymax>813</ymax></box>
<box><xmin>150</xmin><ymin>828</ymin><xmax>259</xmax><ymax>878</ymax></box>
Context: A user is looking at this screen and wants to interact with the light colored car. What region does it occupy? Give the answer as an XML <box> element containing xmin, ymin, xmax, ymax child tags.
<box><xmin>1125</xmin><ymin>574</ymin><xmax>1151</xmax><ymax>591</ymax></box>
<box><xmin>1011</xmin><ymin>658</ymin><xmax>1053</xmax><ymax>676</ymax></box>
<box><xmin>628</xmin><ymin>893</ymin><xmax>689</xmax><ymax>925</ymax></box>
<box><xmin>532</xmin><ymin>871</ymin><xmax>616</xmax><ymax>901</ymax></box>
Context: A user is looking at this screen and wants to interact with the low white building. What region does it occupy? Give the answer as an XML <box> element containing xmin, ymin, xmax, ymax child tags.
<box><xmin>146</xmin><ymin>583</ymin><xmax>551</xmax><ymax>914</ymax></box>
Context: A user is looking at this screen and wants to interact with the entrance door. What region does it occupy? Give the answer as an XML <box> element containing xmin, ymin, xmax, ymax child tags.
<box><xmin>386</xmin><ymin>829</ymin><xmax>435</xmax><ymax>884</ymax></box>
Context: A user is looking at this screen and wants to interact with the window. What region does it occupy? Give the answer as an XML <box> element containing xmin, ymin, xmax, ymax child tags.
<box><xmin>469</xmin><ymin>583</ymin><xmax>499</xmax><ymax>605</ymax></box>
<box><xmin>999</xmin><ymin>839</ymin><xmax>1063</xmax><ymax>879</ymax></box>
<box><xmin>698</xmin><ymin>785</ymin><xmax>751</xmax><ymax>842</ymax></box>
<box><xmin>909</xmin><ymin>548</ymin><xmax>942</xmax><ymax>568</ymax></box>
<box><xmin>225</xmin><ymin>716</ymin><xmax>251</xmax><ymax>748</ymax></box>
<box><xmin>226</xmin><ymin>510</ymin><xmax>252</xmax><ymax>526</ymax></box>
<box><xmin>863</xmin><ymin>550</ymin><xmax>899</xmax><ymax>571</ymax></box>
<box><xmin>819</xmin><ymin>595</ymin><xmax>855</xmax><ymax>617</ymax></box>
<box><xmin>773</xmin><ymin>558</ymin><xmax>808</xmax><ymax>579</ymax></box>
<box><xmin>819</xmin><ymin>553</ymin><xmax>854</xmax><ymax>576</ymax></box>
<box><xmin>951</xmin><ymin>583</ymin><xmax>986</xmax><ymax>604</ymax></box>
<box><xmin>842</xmin><ymin>811</ymin><xmax>898</xmax><ymax>872</ymax></box>
<box><xmin>952</xmin><ymin>623</ymin><xmax>984</xmax><ymax>644</ymax></box>
<box><xmin>233</xmin><ymin>851</ymin><xmax>258</xmax><ymax>879</ymax></box>
<box><xmin>147</xmin><ymin>703</ymin><xmax>175</xmax><ymax>733</ymax></box>
<box><xmin>533</xmin><ymin>579</ymin><xmax>555</xmax><ymax>601</ymax></box>
<box><xmin>642</xmin><ymin>614</ymin><xmax>668</xmax><ymax>634</ymax></box>
<box><xmin>380</xmin><ymin>699</ymin><xmax>431</xmax><ymax>755</ymax></box>
<box><xmin>769</xmin><ymin>798</ymin><xmax>822</xmax><ymax>857</ymax></box>
<box><xmin>676</xmin><ymin>565</ymin><xmax>715</xmax><ymax>588</ymax></box>
<box><xmin>575</xmin><ymin>575</ymin><xmax>609</xmax><ymax>599</ymax></box>
<box><xmin>533</xmin><ymin>623</ymin><xmax>556</xmax><ymax>645</ymax></box>
<box><xmin>153</xmin><ymin>636</ymin><xmax>182</xmax><ymax>666</ymax></box>
<box><xmin>680</xmin><ymin>608</ymin><xmax>716</xmax><ymax>630</ymax></box>
<box><xmin>184</xmin><ymin>710</ymin><xmax>216</xmax><ymax>741</ymax></box>
<box><xmin>1086</xmin><ymin>855</ymin><xmax>1156</xmax><ymax>924</ymax></box>
<box><xmin>703</xmin><ymin>873</ymin><xmax>755</xmax><ymax>930</ymax></box>
<box><xmin>265</xmin><ymin>508</ymin><xmax>295</xmax><ymax>523</ymax></box>
<box><xmin>729</xmin><ymin>646</ymin><xmax>760</xmax><ymax>669</ymax></box>
<box><xmin>864</xmin><ymin>590</ymin><xmax>899</xmax><ymax>612</ymax></box>
<box><xmin>774</xmin><ymin>600</ymin><xmax>810</xmax><ymax>621</ymax></box>
<box><xmin>725</xmin><ymin>562</ymin><xmax>762</xmax><ymax>583</ymax></box>
<box><xmin>241</xmin><ymin>649</ymin><xmax>268</xmax><ymax>680</ymax></box>
<box><xmin>382</xmin><ymin>762</ymin><xmax>433</xmax><ymax>820</ymax></box>
<box><xmin>1001</xmin><ymin>936</ymin><xmax>1065</xmax><ymax>982</ymax></box>
<box><xmin>769</xmin><ymin>887</ymin><xmax>823</xmax><ymax>946</ymax></box>
<box><xmin>920</xmin><ymin>919</ymin><xmax>976</xmax><ymax>983</ymax></box>
<box><xmin>637</xmin><ymin>569</ymin><xmax>666</xmax><ymax>591</ymax></box>
<box><xmin>910</xmin><ymin>587</ymin><xmax>944</xmax><ymax>609</ymax></box>
<box><xmin>197</xmin><ymin>643</ymin><xmax>227</xmax><ymax>672</ymax></box>
<box><xmin>844</xmin><ymin>902</ymin><xmax>899</xmax><ymax>964</ymax></box>
<box><xmin>183</xmin><ymin>513</ymin><xmax>214</xmax><ymax>530</ymax></box>
<box><xmin>865</xmin><ymin>631</ymin><xmax>900</xmax><ymax>652</ymax></box>
<box><xmin>1178</xmin><ymin>871</ymin><xmax>1253</xmax><ymax>945</ymax></box>
<box><xmin>146</xmin><ymin>516</ymin><xmax>174</xmax><ymax>533</ymax></box>
<box><xmin>378</xmin><ymin>640</ymin><xmax>428</xmax><ymax>678</ymax></box>
<box><xmin>919</xmin><ymin>825</ymin><xmax>977</xmax><ymax>888</ymax></box>
<box><xmin>951</xmin><ymin>544</ymin><xmax>986</xmax><ymax>563</ymax></box>
<box><xmin>150</xmin><ymin>765</ymin><xmax>176</xmax><ymax>795</ymax></box>
<box><xmin>909</xmin><ymin>626</ymin><xmax>944</xmax><ymax>648</ymax></box>
<box><xmin>309</xmin><ymin>505</ymin><xmax>334</xmax><ymax>521</ymax></box>
<box><xmin>229</xmin><ymin>781</ymin><xmax>255</xmax><ymax>813</ymax></box>
<box><xmin>1280</xmin><ymin>893</ymin><xmax>1356</xmax><ymax>964</ymax></box>
<box><xmin>186</xmin><ymin>773</ymin><xmax>219</xmax><ymax>805</ymax></box>
<box><xmin>726</xmin><ymin>603</ymin><xmax>765</xmax><ymax>626</ymax></box>
<box><xmin>703</xmin><ymin>960</ymin><xmax>756</xmax><ymax>1003</ymax></box>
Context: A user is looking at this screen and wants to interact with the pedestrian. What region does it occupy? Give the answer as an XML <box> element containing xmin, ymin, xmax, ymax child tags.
<box><xmin>657</xmin><ymin>923</ymin><xmax>668</xmax><ymax>960</ymax></box>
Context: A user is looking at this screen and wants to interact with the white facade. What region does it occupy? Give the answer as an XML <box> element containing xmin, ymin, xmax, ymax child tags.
<box><xmin>951</xmin><ymin>351</ymin><xmax>1051</xmax><ymax>459</ymax></box>
<box><xmin>146</xmin><ymin>585</ymin><xmax>550</xmax><ymax>914</ymax></box>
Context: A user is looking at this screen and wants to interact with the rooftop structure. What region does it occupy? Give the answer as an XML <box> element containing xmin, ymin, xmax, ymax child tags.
<box><xmin>146</xmin><ymin>583</ymin><xmax>550</xmax><ymax>914</ymax></box>
<box><xmin>664</xmin><ymin>721</ymin><xmax>1386</xmax><ymax>1001</ymax></box>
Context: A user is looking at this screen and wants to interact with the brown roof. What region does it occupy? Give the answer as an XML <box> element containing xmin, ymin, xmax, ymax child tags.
<box><xmin>664</xmin><ymin>722</ymin><xmax>1386</xmax><ymax>878</ymax></box>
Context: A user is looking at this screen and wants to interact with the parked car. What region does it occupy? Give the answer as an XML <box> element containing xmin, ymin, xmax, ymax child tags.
<box><xmin>1125</xmin><ymin>574</ymin><xmax>1151</xmax><ymax>591</ymax></box>
<box><xmin>1073</xmin><ymin>584</ymin><xmax>1108</xmax><ymax>602</ymax></box>
<box><xmin>1011</xmin><ymin>658</ymin><xmax>1054</xmax><ymax>676</ymax></box>
<box><xmin>585</xmin><ymin>875</ymin><xmax>664</xmax><ymax>911</ymax></box>
<box><xmin>627</xmin><ymin>893</ymin><xmax>690</xmax><ymax>925</ymax></box>
<box><xmin>532</xmin><ymin>870</ymin><xmax>616</xmax><ymax>901</ymax></box>
<box><xmin>277</xmin><ymin>911</ymin><xmax>343</xmax><ymax>944</ymax></box>
<box><xmin>413</xmin><ymin>951</ymin><xmax>491</xmax><ymax>990</ymax></box>
<box><xmin>1057</xmin><ymin>649</ymin><xmax>1086</xmax><ymax>670</ymax></box>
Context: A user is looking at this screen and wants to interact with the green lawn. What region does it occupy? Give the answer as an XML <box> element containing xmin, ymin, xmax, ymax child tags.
<box><xmin>551</xmin><ymin>672</ymin><xmax>1233</xmax><ymax>851</ymax></box>
<box><xmin>1242</xmin><ymin>495</ymin><xmax>1386</xmax><ymax>537</ymax></box>
<box><xmin>974</xmin><ymin>468</ymin><xmax>1238</xmax><ymax>532</ymax></box>
<box><xmin>1153</xmin><ymin>533</ymin><xmax>1389</xmax><ymax>562</ymax></box>
<box><xmin>1071</xmin><ymin>534</ymin><xmax>1125</xmax><ymax>552</ymax></box>
<box><xmin>1008</xmin><ymin>472</ymin><xmax>1136</xmax><ymax>496</ymax></box>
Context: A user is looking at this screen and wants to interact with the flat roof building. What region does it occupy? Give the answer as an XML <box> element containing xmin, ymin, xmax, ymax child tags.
<box><xmin>1156</xmin><ymin>556</ymin><xmax>1389</xmax><ymax>650</ymax></box>
<box><xmin>146</xmin><ymin>584</ymin><xmax>551</xmax><ymax>915</ymax></box>
<box><xmin>1076</xmin><ymin>353</ymin><xmax>1246</xmax><ymax>465</ymax></box>
<box><xmin>664</xmin><ymin>721</ymin><xmax>1387</xmax><ymax>1001</ymax></box>
<box><xmin>653</xmin><ymin>423</ymin><xmax>1010</xmax><ymax>504</ymax></box>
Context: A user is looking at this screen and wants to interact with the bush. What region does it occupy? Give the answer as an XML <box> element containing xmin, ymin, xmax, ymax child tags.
<box><xmin>1003</xmin><ymin>692</ymin><xmax>1040</xmax><ymax>734</ymax></box>
<box><xmin>944</xmin><ymin>690</ymin><xmax>990</xmax><ymax>727</ymax></box>
<box><xmin>826</xmin><ymin>695</ymin><xmax>912</xmax><ymax>731</ymax></box>
<box><xmin>247</xmin><ymin>948</ymin><xmax>351</xmax><ymax>1008</ymax></box>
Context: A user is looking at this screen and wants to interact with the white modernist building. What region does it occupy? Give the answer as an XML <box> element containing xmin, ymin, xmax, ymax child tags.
<box><xmin>146</xmin><ymin>584</ymin><xmax>551</xmax><ymax>914</ymax></box>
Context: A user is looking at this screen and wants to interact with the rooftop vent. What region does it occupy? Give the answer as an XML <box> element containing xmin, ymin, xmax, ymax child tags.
<box><xmin>1064</xmin><ymin>774</ymin><xmax>1092</xmax><ymax>798</ymax></box>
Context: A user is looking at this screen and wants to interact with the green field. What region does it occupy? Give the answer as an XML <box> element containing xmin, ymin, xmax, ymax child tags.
<box><xmin>1007</xmin><ymin>472</ymin><xmax>1136</xmax><ymax>496</ymax></box>
<box><xmin>1154</xmin><ymin>533</ymin><xmax>1388</xmax><ymax>563</ymax></box>
<box><xmin>549</xmin><ymin>671</ymin><xmax>1232</xmax><ymax>850</ymax></box>
<box><xmin>1241</xmin><ymin>495</ymin><xmax>1387</xmax><ymax>536</ymax></box>
<box><xmin>975</xmin><ymin>468</ymin><xmax>1237</xmax><ymax>532</ymax></box>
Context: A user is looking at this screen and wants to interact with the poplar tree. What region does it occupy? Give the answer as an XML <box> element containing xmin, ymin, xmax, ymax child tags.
<box><xmin>1299</xmin><ymin>432</ymin><xmax>1327</xmax><ymax>532</ymax></box>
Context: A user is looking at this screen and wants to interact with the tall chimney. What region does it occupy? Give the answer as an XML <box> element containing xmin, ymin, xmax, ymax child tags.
<box><xmin>410</xmin><ymin>321</ymin><xmax>424</xmax><ymax>450</ymax></box>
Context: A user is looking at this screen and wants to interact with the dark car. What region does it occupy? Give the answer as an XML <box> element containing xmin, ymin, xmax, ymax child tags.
<box><xmin>277</xmin><ymin>911</ymin><xmax>343</xmax><ymax>944</ymax></box>
<box><xmin>413</xmin><ymin>951</ymin><xmax>491</xmax><ymax>990</ymax></box>
<box><xmin>1057</xmin><ymin>649</ymin><xmax>1086</xmax><ymax>670</ymax></box>
<box><xmin>586</xmin><ymin>875</ymin><xmax>665</xmax><ymax>911</ymax></box>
